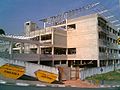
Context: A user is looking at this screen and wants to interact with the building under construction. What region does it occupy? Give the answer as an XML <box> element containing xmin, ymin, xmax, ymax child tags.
<box><xmin>22</xmin><ymin>13</ymin><xmax>119</xmax><ymax>67</ymax></box>
<box><xmin>0</xmin><ymin>2</ymin><xmax>120</xmax><ymax>68</ymax></box>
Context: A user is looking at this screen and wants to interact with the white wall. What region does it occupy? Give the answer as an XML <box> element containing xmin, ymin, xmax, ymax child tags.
<box><xmin>67</xmin><ymin>14</ymin><xmax>99</xmax><ymax>60</ymax></box>
<box><xmin>0</xmin><ymin>57</ymin><xmax>58</xmax><ymax>80</ymax></box>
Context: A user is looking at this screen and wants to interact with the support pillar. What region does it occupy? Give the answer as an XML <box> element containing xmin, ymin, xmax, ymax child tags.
<box><xmin>66</xmin><ymin>48</ymin><xmax>68</xmax><ymax>55</ymax></box>
<box><xmin>70</xmin><ymin>61</ymin><xmax>73</xmax><ymax>68</ymax></box>
<box><xmin>97</xmin><ymin>60</ymin><xmax>100</xmax><ymax>67</ymax></box>
<box><xmin>44</xmin><ymin>22</ymin><xmax>46</xmax><ymax>29</ymax></box>
<box><xmin>66</xmin><ymin>48</ymin><xmax>68</xmax><ymax>66</ymax></box>
<box><xmin>118</xmin><ymin>60</ymin><xmax>120</xmax><ymax>64</ymax></box>
<box><xmin>106</xmin><ymin>60</ymin><xmax>108</xmax><ymax>66</ymax></box>
<box><xmin>20</xmin><ymin>43</ymin><xmax>24</xmax><ymax>53</ymax></box>
<box><xmin>52</xmin><ymin>47</ymin><xmax>54</xmax><ymax>66</ymax></box>
<box><xmin>37</xmin><ymin>45</ymin><xmax>41</xmax><ymax>64</ymax></box>
<box><xmin>112</xmin><ymin>60</ymin><xmax>114</xmax><ymax>65</ymax></box>
<box><xmin>51</xmin><ymin>28</ymin><xmax>54</xmax><ymax>67</ymax></box>
<box><xmin>60</xmin><ymin>60</ymin><xmax>61</xmax><ymax>65</ymax></box>
<box><xmin>113</xmin><ymin>59</ymin><xmax>116</xmax><ymax>71</ymax></box>
<box><xmin>9</xmin><ymin>41</ymin><xmax>13</xmax><ymax>59</ymax></box>
<box><xmin>66</xmin><ymin>60</ymin><xmax>68</xmax><ymax>66</ymax></box>
<box><xmin>80</xmin><ymin>60</ymin><xmax>82</xmax><ymax>65</ymax></box>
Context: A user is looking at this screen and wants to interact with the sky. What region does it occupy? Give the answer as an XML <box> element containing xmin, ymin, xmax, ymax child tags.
<box><xmin>0</xmin><ymin>0</ymin><xmax>120</xmax><ymax>35</ymax></box>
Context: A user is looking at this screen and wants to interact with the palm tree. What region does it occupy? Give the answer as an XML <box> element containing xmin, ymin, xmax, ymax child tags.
<box><xmin>0</xmin><ymin>29</ymin><xmax>5</xmax><ymax>35</ymax></box>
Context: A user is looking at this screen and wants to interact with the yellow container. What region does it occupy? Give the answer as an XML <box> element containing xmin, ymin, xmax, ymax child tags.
<box><xmin>0</xmin><ymin>64</ymin><xmax>25</xmax><ymax>79</ymax></box>
<box><xmin>35</xmin><ymin>70</ymin><xmax>58</xmax><ymax>83</ymax></box>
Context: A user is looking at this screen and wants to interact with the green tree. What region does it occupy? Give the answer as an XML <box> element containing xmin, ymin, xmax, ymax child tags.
<box><xmin>0</xmin><ymin>29</ymin><xmax>5</xmax><ymax>35</ymax></box>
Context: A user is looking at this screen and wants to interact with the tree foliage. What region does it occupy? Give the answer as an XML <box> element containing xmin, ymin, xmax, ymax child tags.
<box><xmin>0</xmin><ymin>29</ymin><xmax>5</xmax><ymax>35</ymax></box>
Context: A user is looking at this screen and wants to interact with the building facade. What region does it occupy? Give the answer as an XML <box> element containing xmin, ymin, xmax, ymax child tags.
<box><xmin>18</xmin><ymin>13</ymin><xmax>120</xmax><ymax>67</ymax></box>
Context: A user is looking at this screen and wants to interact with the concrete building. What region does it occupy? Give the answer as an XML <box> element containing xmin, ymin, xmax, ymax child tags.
<box><xmin>14</xmin><ymin>13</ymin><xmax>120</xmax><ymax>68</ymax></box>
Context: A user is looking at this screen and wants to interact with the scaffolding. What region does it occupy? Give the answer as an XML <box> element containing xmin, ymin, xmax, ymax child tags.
<box><xmin>39</xmin><ymin>2</ymin><xmax>100</xmax><ymax>28</ymax></box>
<box><xmin>39</xmin><ymin>1</ymin><xmax>120</xmax><ymax>31</ymax></box>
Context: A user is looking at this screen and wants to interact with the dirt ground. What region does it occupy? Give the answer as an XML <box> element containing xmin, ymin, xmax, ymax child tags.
<box><xmin>63</xmin><ymin>79</ymin><xmax>98</xmax><ymax>88</ymax></box>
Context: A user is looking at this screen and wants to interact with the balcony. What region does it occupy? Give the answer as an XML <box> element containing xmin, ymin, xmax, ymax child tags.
<box><xmin>98</xmin><ymin>26</ymin><xmax>109</xmax><ymax>35</ymax></box>
<box><xmin>12</xmin><ymin>53</ymin><xmax>39</xmax><ymax>61</ymax></box>
<box><xmin>108</xmin><ymin>43</ymin><xmax>118</xmax><ymax>49</ymax></box>
<box><xmin>35</xmin><ymin>54</ymin><xmax>67</xmax><ymax>61</ymax></box>
<box><xmin>40</xmin><ymin>40</ymin><xmax>52</xmax><ymax>45</ymax></box>
<box><xmin>109</xmin><ymin>32</ymin><xmax>118</xmax><ymax>39</ymax></box>
<box><xmin>39</xmin><ymin>28</ymin><xmax>53</xmax><ymax>35</ymax></box>
<box><xmin>107</xmin><ymin>54</ymin><xmax>119</xmax><ymax>59</ymax></box>
<box><xmin>99</xmin><ymin>39</ymin><xmax>107</xmax><ymax>47</ymax></box>
<box><xmin>99</xmin><ymin>53</ymin><xmax>119</xmax><ymax>60</ymax></box>
<box><xmin>99</xmin><ymin>53</ymin><xmax>107</xmax><ymax>60</ymax></box>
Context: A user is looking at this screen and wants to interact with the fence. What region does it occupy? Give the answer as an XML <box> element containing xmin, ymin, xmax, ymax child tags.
<box><xmin>80</xmin><ymin>64</ymin><xmax>120</xmax><ymax>80</ymax></box>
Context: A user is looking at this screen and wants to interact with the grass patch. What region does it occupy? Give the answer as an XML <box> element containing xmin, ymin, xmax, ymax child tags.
<box><xmin>86</xmin><ymin>70</ymin><xmax>120</xmax><ymax>81</ymax></box>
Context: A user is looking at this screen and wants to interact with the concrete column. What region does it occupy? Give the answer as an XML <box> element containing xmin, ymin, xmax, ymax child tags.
<box><xmin>106</xmin><ymin>60</ymin><xmax>108</xmax><ymax>66</ymax></box>
<box><xmin>38</xmin><ymin>30</ymin><xmax>41</xmax><ymax>64</ymax></box>
<box><xmin>20</xmin><ymin>43</ymin><xmax>24</xmax><ymax>53</ymax></box>
<box><xmin>37</xmin><ymin>45</ymin><xmax>41</xmax><ymax>64</ymax></box>
<box><xmin>118</xmin><ymin>60</ymin><xmax>120</xmax><ymax>64</ymax></box>
<box><xmin>113</xmin><ymin>59</ymin><xmax>116</xmax><ymax>71</ymax></box>
<box><xmin>60</xmin><ymin>60</ymin><xmax>61</xmax><ymax>65</ymax></box>
<box><xmin>66</xmin><ymin>48</ymin><xmax>68</xmax><ymax>55</ymax></box>
<box><xmin>71</xmin><ymin>61</ymin><xmax>73</xmax><ymax>68</ymax></box>
<box><xmin>51</xmin><ymin>29</ymin><xmax>54</xmax><ymax>45</ymax></box>
<box><xmin>44</xmin><ymin>22</ymin><xmax>46</xmax><ymax>29</ymax></box>
<box><xmin>24</xmin><ymin>43</ymin><xmax>30</xmax><ymax>54</ymax></box>
<box><xmin>9</xmin><ymin>41</ymin><xmax>13</xmax><ymax>59</ymax></box>
<box><xmin>112</xmin><ymin>60</ymin><xmax>114</xmax><ymax>65</ymax></box>
<box><xmin>66</xmin><ymin>60</ymin><xmax>68</xmax><ymax>66</ymax></box>
<box><xmin>66</xmin><ymin>48</ymin><xmax>68</xmax><ymax>66</ymax></box>
<box><xmin>37</xmin><ymin>45</ymin><xmax>41</xmax><ymax>54</ymax></box>
<box><xmin>51</xmin><ymin>28</ymin><xmax>54</xmax><ymax>66</ymax></box>
<box><xmin>97</xmin><ymin>60</ymin><xmax>100</xmax><ymax>67</ymax></box>
<box><xmin>52</xmin><ymin>47</ymin><xmax>54</xmax><ymax>66</ymax></box>
<box><xmin>80</xmin><ymin>60</ymin><xmax>82</xmax><ymax>65</ymax></box>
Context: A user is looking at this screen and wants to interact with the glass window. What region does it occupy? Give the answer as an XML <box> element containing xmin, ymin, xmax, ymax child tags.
<box><xmin>54</xmin><ymin>47</ymin><xmax>66</xmax><ymax>55</ymax></box>
<box><xmin>68</xmin><ymin>48</ymin><xmax>76</xmax><ymax>54</ymax></box>
<box><xmin>41</xmin><ymin>34</ymin><xmax>52</xmax><ymax>41</ymax></box>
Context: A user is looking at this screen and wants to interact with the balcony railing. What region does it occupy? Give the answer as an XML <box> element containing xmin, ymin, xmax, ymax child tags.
<box><xmin>109</xmin><ymin>32</ymin><xmax>118</xmax><ymax>39</ymax></box>
<box><xmin>99</xmin><ymin>39</ymin><xmax>108</xmax><ymax>46</ymax></box>
<box><xmin>108</xmin><ymin>43</ymin><xmax>118</xmax><ymax>49</ymax></box>
<box><xmin>98</xmin><ymin>26</ymin><xmax>109</xmax><ymax>34</ymax></box>
<box><xmin>99</xmin><ymin>53</ymin><xmax>107</xmax><ymax>60</ymax></box>
<box><xmin>40</xmin><ymin>40</ymin><xmax>52</xmax><ymax>45</ymax></box>
<box><xmin>39</xmin><ymin>28</ymin><xmax>53</xmax><ymax>34</ymax></box>
<box><xmin>99</xmin><ymin>53</ymin><xmax>119</xmax><ymax>60</ymax></box>
<box><xmin>0</xmin><ymin>52</ymin><xmax>76</xmax><ymax>62</ymax></box>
